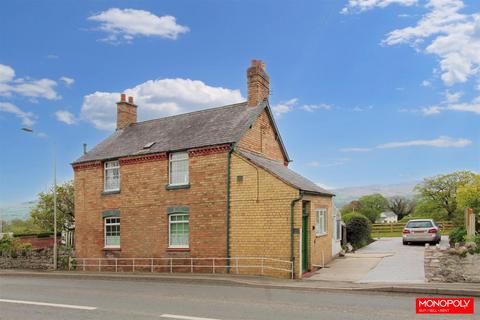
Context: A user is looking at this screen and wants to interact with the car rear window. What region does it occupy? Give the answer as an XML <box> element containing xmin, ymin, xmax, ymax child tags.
<box><xmin>406</xmin><ymin>221</ymin><xmax>433</xmax><ymax>228</ymax></box>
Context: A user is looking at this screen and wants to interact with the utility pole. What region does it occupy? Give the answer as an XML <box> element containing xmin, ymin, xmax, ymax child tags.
<box><xmin>21</xmin><ymin>128</ymin><xmax>57</xmax><ymax>270</ymax></box>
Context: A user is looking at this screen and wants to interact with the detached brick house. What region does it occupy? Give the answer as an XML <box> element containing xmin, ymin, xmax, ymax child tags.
<box><xmin>72</xmin><ymin>60</ymin><xmax>336</xmax><ymax>278</ymax></box>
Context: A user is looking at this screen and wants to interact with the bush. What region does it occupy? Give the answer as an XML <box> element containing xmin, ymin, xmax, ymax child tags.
<box><xmin>343</xmin><ymin>212</ymin><xmax>367</xmax><ymax>224</ymax></box>
<box><xmin>449</xmin><ymin>226</ymin><xmax>467</xmax><ymax>245</ymax></box>
<box><xmin>345</xmin><ymin>214</ymin><xmax>371</xmax><ymax>249</ymax></box>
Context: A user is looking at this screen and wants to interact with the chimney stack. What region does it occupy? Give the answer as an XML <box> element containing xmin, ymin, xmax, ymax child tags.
<box><xmin>116</xmin><ymin>94</ymin><xmax>137</xmax><ymax>130</ymax></box>
<box><xmin>247</xmin><ymin>59</ymin><xmax>270</xmax><ymax>106</ymax></box>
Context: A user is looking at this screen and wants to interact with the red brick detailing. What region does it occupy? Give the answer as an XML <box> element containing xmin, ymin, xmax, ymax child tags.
<box><xmin>72</xmin><ymin>161</ymin><xmax>102</xmax><ymax>171</ymax></box>
<box><xmin>120</xmin><ymin>153</ymin><xmax>167</xmax><ymax>165</ymax></box>
<box><xmin>189</xmin><ymin>144</ymin><xmax>230</xmax><ymax>157</ymax></box>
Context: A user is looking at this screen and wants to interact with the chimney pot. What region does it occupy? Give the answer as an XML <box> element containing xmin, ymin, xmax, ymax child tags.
<box><xmin>116</xmin><ymin>95</ymin><xmax>137</xmax><ymax>130</ymax></box>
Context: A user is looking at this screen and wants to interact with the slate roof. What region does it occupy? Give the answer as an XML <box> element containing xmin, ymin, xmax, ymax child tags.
<box><xmin>236</xmin><ymin>149</ymin><xmax>334</xmax><ymax>196</ymax></box>
<box><xmin>74</xmin><ymin>101</ymin><xmax>289</xmax><ymax>164</ymax></box>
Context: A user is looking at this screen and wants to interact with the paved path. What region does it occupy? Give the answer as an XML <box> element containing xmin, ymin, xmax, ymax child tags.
<box><xmin>1</xmin><ymin>274</ymin><xmax>478</xmax><ymax>320</ymax></box>
<box><xmin>310</xmin><ymin>236</ymin><xmax>449</xmax><ymax>284</ymax></box>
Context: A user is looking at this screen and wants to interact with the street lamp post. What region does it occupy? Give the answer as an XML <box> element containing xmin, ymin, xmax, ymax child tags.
<box><xmin>21</xmin><ymin>128</ymin><xmax>57</xmax><ymax>270</ymax></box>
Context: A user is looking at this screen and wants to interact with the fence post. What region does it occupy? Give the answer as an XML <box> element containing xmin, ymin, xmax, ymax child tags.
<box><xmin>170</xmin><ymin>258</ymin><xmax>173</xmax><ymax>273</ymax></box>
<box><xmin>191</xmin><ymin>259</ymin><xmax>193</xmax><ymax>273</ymax></box>
<box><xmin>390</xmin><ymin>224</ymin><xmax>393</xmax><ymax>233</ymax></box>
<box><xmin>261</xmin><ymin>257</ymin><xmax>264</xmax><ymax>275</ymax></box>
<box><xmin>212</xmin><ymin>258</ymin><xmax>215</xmax><ymax>274</ymax></box>
<box><xmin>83</xmin><ymin>259</ymin><xmax>85</xmax><ymax>272</ymax></box>
<box><xmin>98</xmin><ymin>259</ymin><xmax>101</xmax><ymax>272</ymax></box>
<box><xmin>115</xmin><ymin>258</ymin><xmax>118</xmax><ymax>272</ymax></box>
<box><xmin>236</xmin><ymin>258</ymin><xmax>239</xmax><ymax>274</ymax></box>
<box><xmin>68</xmin><ymin>256</ymin><xmax>71</xmax><ymax>271</ymax></box>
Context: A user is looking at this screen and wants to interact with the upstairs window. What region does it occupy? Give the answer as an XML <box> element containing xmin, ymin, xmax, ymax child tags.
<box><xmin>169</xmin><ymin>152</ymin><xmax>189</xmax><ymax>186</ymax></box>
<box><xmin>104</xmin><ymin>160</ymin><xmax>120</xmax><ymax>191</ymax></box>
<box><xmin>315</xmin><ymin>208</ymin><xmax>327</xmax><ymax>236</ymax></box>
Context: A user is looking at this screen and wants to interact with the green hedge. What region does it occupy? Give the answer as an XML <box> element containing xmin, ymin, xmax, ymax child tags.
<box><xmin>345</xmin><ymin>214</ymin><xmax>372</xmax><ymax>249</ymax></box>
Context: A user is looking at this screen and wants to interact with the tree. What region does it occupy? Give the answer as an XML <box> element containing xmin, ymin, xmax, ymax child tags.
<box><xmin>415</xmin><ymin>171</ymin><xmax>476</xmax><ymax>220</ymax></box>
<box><xmin>357</xmin><ymin>194</ymin><xmax>389</xmax><ymax>223</ymax></box>
<box><xmin>457</xmin><ymin>174</ymin><xmax>480</xmax><ymax>214</ymax></box>
<box><xmin>340</xmin><ymin>200</ymin><xmax>361</xmax><ymax>214</ymax></box>
<box><xmin>388</xmin><ymin>196</ymin><xmax>415</xmax><ymax>221</ymax></box>
<box><xmin>30</xmin><ymin>181</ymin><xmax>74</xmax><ymax>232</ymax></box>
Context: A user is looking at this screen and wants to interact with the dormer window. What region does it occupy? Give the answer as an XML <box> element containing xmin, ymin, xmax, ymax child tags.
<box><xmin>104</xmin><ymin>160</ymin><xmax>120</xmax><ymax>192</ymax></box>
<box><xmin>169</xmin><ymin>152</ymin><xmax>189</xmax><ymax>186</ymax></box>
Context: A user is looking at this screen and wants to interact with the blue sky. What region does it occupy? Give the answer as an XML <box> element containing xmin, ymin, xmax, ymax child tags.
<box><xmin>0</xmin><ymin>0</ymin><xmax>479</xmax><ymax>204</ymax></box>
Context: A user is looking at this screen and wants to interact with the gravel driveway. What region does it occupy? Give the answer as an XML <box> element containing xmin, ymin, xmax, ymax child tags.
<box><xmin>309</xmin><ymin>236</ymin><xmax>449</xmax><ymax>284</ymax></box>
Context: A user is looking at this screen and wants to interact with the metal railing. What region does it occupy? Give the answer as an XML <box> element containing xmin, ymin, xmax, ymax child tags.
<box><xmin>70</xmin><ymin>257</ymin><xmax>294</xmax><ymax>279</ymax></box>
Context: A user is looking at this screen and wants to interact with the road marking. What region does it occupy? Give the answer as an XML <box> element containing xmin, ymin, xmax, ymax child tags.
<box><xmin>0</xmin><ymin>298</ymin><xmax>97</xmax><ymax>310</ymax></box>
<box><xmin>161</xmin><ymin>314</ymin><xmax>221</xmax><ymax>320</ymax></box>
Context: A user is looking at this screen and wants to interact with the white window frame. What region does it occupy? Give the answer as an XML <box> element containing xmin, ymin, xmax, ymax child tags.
<box><xmin>104</xmin><ymin>217</ymin><xmax>120</xmax><ymax>248</ymax></box>
<box><xmin>168</xmin><ymin>213</ymin><xmax>189</xmax><ymax>248</ymax></box>
<box><xmin>315</xmin><ymin>208</ymin><xmax>327</xmax><ymax>236</ymax></box>
<box><xmin>169</xmin><ymin>152</ymin><xmax>189</xmax><ymax>186</ymax></box>
<box><xmin>104</xmin><ymin>160</ymin><xmax>120</xmax><ymax>192</ymax></box>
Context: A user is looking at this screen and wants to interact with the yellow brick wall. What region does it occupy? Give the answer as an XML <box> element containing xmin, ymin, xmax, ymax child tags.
<box><xmin>237</xmin><ymin>110</ymin><xmax>287</xmax><ymax>163</ymax></box>
<box><xmin>229</xmin><ymin>153</ymin><xmax>334</xmax><ymax>278</ymax></box>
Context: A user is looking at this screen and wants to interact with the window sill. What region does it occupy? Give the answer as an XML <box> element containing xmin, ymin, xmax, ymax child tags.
<box><xmin>103</xmin><ymin>247</ymin><xmax>121</xmax><ymax>251</ymax></box>
<box><xmin>102</xmin><ymin>190</ymin><xmax>120</xmax><ymax>196</ymax></box>
<box><xmin>165</xmin><ymin>184</ymin><xmax>190</xmax><ymax>190</ymax></box>
<box><xmin>315</xmin><ymin>233</ymin><xmax>328</xmax><ymax>238</ymax></box>
<box><xmin>166</xmin><ymin>247</ymin><xmax>190</xmax><ymax>252</ymax></box>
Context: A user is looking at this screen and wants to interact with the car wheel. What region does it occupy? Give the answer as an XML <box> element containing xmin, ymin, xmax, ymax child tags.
<box><xmin>403</xmin><ymin>241</ymin><xmax>408</xmax><ymax>245</ymax></box>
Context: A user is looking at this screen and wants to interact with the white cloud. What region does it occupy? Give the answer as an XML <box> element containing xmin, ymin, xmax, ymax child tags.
<box><xmin>353</xmin><ymin>105</ymin><xmax>373</xmax><ymax>112</ymax></box>
<box><xmin>382</xmin><ymin>0</ymin><xmax>480</xmax><ymax>87</ymax></box>
<box><xmin>80</xmin><ymin>78</ymin><xmax>244</xmax><ymax>130</ymax></box>
<box><xmin>342</xmin><ymin>136</ymin><xmax>471</xmax><ymax>152</ymax></box>
<box><xmin>0</xmin><ymin>64</ymin><xmax>15</xmax><ymax>82</ymax></box>
<box><xmin>88</xmin><ymin>8</ymin><xmax>189</xmax><ymax>44</ymax></box>
<box><xmin>421</xmin><ymin>105</ymin><xmax>442</xmax><ymax>115</ymax></box>
<box><xmin>302</xmin><ymin>103</ymin><xmax>332</xmax><ymax>112</ymax></box>
<box><xmin>421</xmin><ymin>80</ymin><xmax>432</xmax><ymax>87</ymax></box>
<box><xmin>0</xmin><ymin>102</ymin><xmax>35</xmax><ymax>126</ymax></box>
<box><xmin>55</xmin><ymin>110</ymin><xmax>76</xmax><ymax>125</ymax></box>
<box><xmin>271</xmin><ymin>98</ymin><xmax>298</xmax><ymax>117</ymax></box>
<box><xmin>307</xmin><ymin>158</ymin><xmax>350</xmax><ymax>167</ymax></box>
<box><xmin>60</xmin><ymin>76</ymin><xmax>75</xmax><ymax>87</ymax></box>
<box><xmin>448</xmin><ymin>97</ymin><xmax>480</xmax><ymax>114</ymax></box>
<box><xmin>0</xmin><ymin>64</ymin><xmax>59</xmax><ymax>100</ymax></box>
<box><xmin>444</xmin><ymin>90</ymin><xmax>463</xmax><ymax>103</ymax></box>
<box><xmin>341</xmin><ymin>0</ymin><xmax>417</xmax><ymax>14</ymax></box>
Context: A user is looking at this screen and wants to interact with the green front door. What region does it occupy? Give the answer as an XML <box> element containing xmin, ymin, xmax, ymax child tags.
<box><xmin>302</xmin><ymin>214</ymin><xmax>308</xmax><ymax>273</ymax></box>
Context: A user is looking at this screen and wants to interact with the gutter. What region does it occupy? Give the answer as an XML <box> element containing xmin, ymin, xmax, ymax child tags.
<box><xmin>226</xmin><ymin>143</ymin><xmax>235</xmax><ymax>273</ymax></box>
<box><xmin>290</xmin><ymin>191</ymin><xmax>304</xmax><ymax>278</ymax></box>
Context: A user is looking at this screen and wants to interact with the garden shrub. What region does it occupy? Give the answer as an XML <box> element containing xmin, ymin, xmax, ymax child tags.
<box><xmin>343</xmin><ymin>212</ymin><xmax>367</xmax><ymax>224</ymax></box>
<box><xmin>345</xmin><ymin>214</ymin><xmax>371</xmax><ymax>249</ymax></box>
<box><xmin>449</xmin><ymin>226</ymin><xmax>467</xmax><ymax>245</ymax></box>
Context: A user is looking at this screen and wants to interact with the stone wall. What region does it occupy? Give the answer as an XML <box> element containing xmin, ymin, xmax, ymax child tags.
<box><xmin>0</xmin><ymin>248</ymin><xmax>72</xmax><ymax>270</ymax></box>
<box><xmin>425</xmin><ymin>245</ymin><xmax>480</xmax><ymax>282</ymax></box>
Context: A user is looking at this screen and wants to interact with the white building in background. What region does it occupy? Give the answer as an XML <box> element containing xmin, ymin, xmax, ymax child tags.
<box><xmin>377</xmin><ymin>211</ymin><xmax>398</xmax><ymax>224</ymax></box>
<box><xmin>332</xmin><ymin>206</ymin><xmax>343</xmax><ymax>256</ymax></box>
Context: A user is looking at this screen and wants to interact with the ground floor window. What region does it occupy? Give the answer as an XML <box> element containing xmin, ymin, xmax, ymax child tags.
<box><xmin>315</xmin><ymin>208</ymin><xmax>327</xmax><ymax>236</ymax></box>
<box><xmin>104</xmin><ymin>217</ymin><xmax>120</xmax><ymax>248</ymax></box>
<box><xmin>169</xmin><ymin>213</ymin><xmax>189</xmax><ymax>248</ymax></box>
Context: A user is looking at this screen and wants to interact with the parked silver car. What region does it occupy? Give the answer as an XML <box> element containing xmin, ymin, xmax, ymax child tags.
<box><xmin>402</xmin><ymin>219</ymin><xmax>441</xmax><ymax>245</ymax></box>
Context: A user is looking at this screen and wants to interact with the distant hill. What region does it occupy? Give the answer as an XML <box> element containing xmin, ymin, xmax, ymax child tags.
<box><xmin>332</xmin><ymin>181</ymin><xmax>418</xmax><ymax>207</ymax></box>
<box><xmin>0</xmin><ymin>201</ymin><xmax>36</xmax><ymax>221</ymax></box>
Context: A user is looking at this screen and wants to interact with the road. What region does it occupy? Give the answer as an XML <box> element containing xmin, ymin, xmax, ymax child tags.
<box><xmin>310</xmin><ymin>236</ymin><xmax>449</xmax><ymax>284</ymax></box>
<box><xmin>0</xmin><ymin>274</ymin><xmax>477</xmax><ymax>320</ymax></box>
